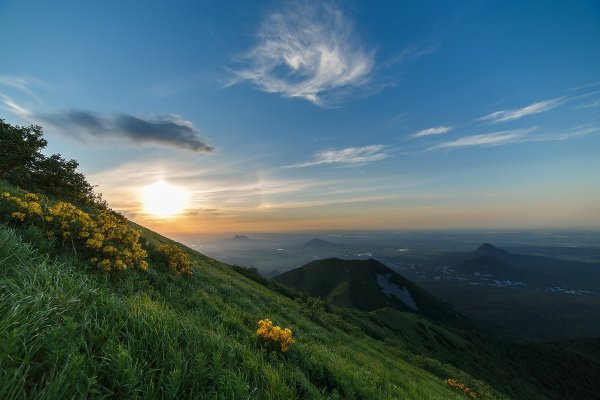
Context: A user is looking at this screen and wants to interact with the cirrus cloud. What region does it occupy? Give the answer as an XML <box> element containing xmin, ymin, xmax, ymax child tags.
<box><xmin>229</xmin><ymin>2</ymin><xmax>375</xmax><ymax>105</ymax></box>
<box><xmin>412</xmin><ymin>125</ymin><xmax>453</xmax><ymax>137</ymax></box>
<box><xmin>479</xmin><ymin>98</ymin><xmax>564</xmax><ymax>123</ymax></box>
<box><xmin>431</xmin><ymin>128</ymin><xmax>535</xmax><ymax>149</ymax></box>
<box><xmin>284</xmin><ymin>145</ymin><xmax>389</xmax><ymax>168</ymax></box>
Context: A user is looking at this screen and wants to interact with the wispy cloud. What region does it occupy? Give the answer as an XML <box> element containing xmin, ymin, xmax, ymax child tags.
<box><xmin>544</xmin><ymin>126</ymin><xmax>600</xmax><ymax>141</ymax></box>
<box><xmin>432</xmin><ymin>128</ymin><xmax>533</xmax><ymax>149</ymax></box>
<box><xmin>571</xmin><ymin>80</ymin><xmax>600</xmax><ymax>91</ymax></box>
<box><xmin>574</xmin><ymin>99</ymin><xmax>600</xmax><ymax>110</ymax></box>
<box><xmin>412</xmin><ymin>125</ymin><xmax>453</xmax><ymax>137</ymax></box>
<box><xmin>381</xmin><ymin>45</ymin><xmax>437</xmax><ymax>69</ymax></box>
<box><xmin>229</xmin><ymin>1</ymin><xmax>375</xmax><ymax>105</ymax></box>
<box><xmin>430</xmin><ymin>125</ymin><xmax>599</xmax><ymax>150</ymax></box>
<box><xmin>479</xmin><ymin>98</ymin><xmax>564</xmax><ymax>123</ymax></box>
<box><xmin>38</xmin><ymin>110</ymin><xmax>214</xmax><ymax>152</ymax></box>
<box><xmin>0</xmin><ymin>75</ymin><xmax>46</xmax><ymax>100</ymax></box>
<box><xmin>284</xmin><ymin>145</ymin><xmax>388</xmax><ymax>168</ymax></box>
<box><xmin>0</xmin><ymin>93</ymin><xmax>31</xmax><ymax>118</ymax></box>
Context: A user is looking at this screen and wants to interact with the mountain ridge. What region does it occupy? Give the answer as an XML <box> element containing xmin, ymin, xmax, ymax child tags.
<box><xmin>274</xmin><ymin>257</ymin><xmax>469</xmax><ymax>328</ymax></box>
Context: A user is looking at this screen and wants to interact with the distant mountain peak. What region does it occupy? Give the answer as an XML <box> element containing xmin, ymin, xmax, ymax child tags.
<box><xmin>475</xmin><ymin>243</ymin><xmax>509</xmax><ymax>257</ymax></box>
<box><xmin>232</xmin><ymin>234</ymin><xmax>250</xmax><ymax>241</ymax></box>
<box><xmin>303</xmin><ymin>238</ymin><xmax>337</xmax><ymax>247</ymax></box>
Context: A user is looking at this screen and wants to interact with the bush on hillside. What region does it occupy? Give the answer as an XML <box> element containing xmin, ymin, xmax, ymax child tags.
<box><xmin>156</xmin><ymin>243</ymin><xmax>193</xmax><ymax>275</ymax></box>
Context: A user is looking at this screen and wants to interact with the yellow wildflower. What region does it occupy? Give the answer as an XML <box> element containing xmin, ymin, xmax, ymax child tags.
<box><xmin>256</xmin><ymin>319</ymin><xmax>294</xmax><ymax>353</ymax></box>
<box><xmin>11</xmin><ymin>211</ymin><xmax>26</xmax><ymax>222</ymax></box>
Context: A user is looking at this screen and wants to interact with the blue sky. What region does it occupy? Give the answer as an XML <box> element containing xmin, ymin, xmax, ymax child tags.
<box><xmin>1</xmin><ymin>0</ymin><xmax>599</xmax><ymax>233</ymax></box>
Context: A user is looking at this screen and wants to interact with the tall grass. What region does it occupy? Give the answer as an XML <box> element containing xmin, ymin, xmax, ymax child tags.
<box><xmin>0</xmin><ymin>225</ymin><xmax>479</xmax><ymax>399</ymax></box>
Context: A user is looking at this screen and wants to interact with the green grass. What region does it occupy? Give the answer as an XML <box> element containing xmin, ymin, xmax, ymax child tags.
<box><xmin>364</xmin><ymin>308</ymin><xmax>600</xmax><ymax>400</ymax></box>
<box><xmin>0</xmin><ymin>224</ymin><xmax>492</xmax><ymax>399</ymax></box>
<box><xmin>1</xmin><ymin>179</ymin><xmax>598</xmax><ymax>400</ymax></box>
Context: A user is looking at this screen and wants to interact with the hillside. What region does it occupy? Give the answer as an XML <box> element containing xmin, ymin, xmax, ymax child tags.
<box><xmin>0</xmin><ymin>179</ymin><xmax>507</xmax><ymax>399</ymax></box>
<box><xmin>272</xmin><ymin>257</ymin><xmax>600</xmax><ymax>399</ymax></box>
<box><xmin>274</xmin><ymin>258</ymin><xmax>466</xmax><ymax>327</ymax></box>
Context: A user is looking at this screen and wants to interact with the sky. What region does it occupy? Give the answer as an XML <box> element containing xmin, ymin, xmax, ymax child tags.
<box><xmin>1</xmin><ymin>0</ymin><xmax>599</xmax><ymax>234</ymax></box>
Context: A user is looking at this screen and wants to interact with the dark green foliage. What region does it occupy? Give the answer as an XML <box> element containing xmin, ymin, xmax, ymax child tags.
<box><xmin>27</xmin><ymin>153</ymin><xmax>95</xmax><ymax>202</ymax></box>
<box><xmin>0</xmin><ymin>119</ymin><xmax>97</xmax><ymax>203</ymax></box>
<box><xmin>0</xmin><ymin>119</ymin><xmax>46</xmax><ymax>181</ymax></box>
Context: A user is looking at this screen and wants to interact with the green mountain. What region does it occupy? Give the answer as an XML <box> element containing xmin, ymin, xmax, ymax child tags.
<box><xmin>272</xmin><ymin>257</ymin><xmax>600</xmax><ymax>400</ymax></box>
<box><xmin>274</xmin><ymin>257</ymin><xmax>465</xmax><ymax>327</ymax></box>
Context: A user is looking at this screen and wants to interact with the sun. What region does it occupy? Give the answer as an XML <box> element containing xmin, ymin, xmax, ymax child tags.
<box><xmin>142</xmin><ymin>181</ymin><xmax>189</xmax><ymax>218</ymax></box>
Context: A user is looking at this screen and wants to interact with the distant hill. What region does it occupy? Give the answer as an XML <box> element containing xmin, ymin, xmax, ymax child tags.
<box><xmin>232</xmin><ymin>234</ymin><xmax>251</xmax><ymax>241</ymax></box>
<box><xmin>443</xmin><ymin>243</ymin><xmax>600</xmax><ymax>289</ymax></box>
<box><xmin>474</xmin><ymin>243</ymin><xmax>509</xmax><ymax>257</ymax></box>
<box><xmin>302</xmin><ymin>238</ymin><xmax>340</xmax><ymax>248</ymax></box>
<box><xmin>274</xmin><ymin>258</ymin><xmax>465</xmax><ymax>327</ymax></box>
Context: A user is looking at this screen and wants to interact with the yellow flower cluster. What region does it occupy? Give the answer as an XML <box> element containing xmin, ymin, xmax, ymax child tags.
<box><xmin>2</xmin><ymin>191</ymin><xmax>43</xmax><ymax>223</ymax></box>
<box><xmin>46</xmin><ymin>202</ymin><xmax>148</xmax><ymax>272</ymax></box>
<box><xmin>256</xmin><ymin>319</ymin><xmax>294</xmax><ymax>353</ymax></box>
<box><xmin>157</xmin><ymin>243</ymin><xmax>192</xmax><ymax>275</ymax></box>
<box><xmin>1</xmin><ymin>190</ymin><xmax>148</xmax><ymax>272</ymax></box>
<box><xmin>445</xmin><ymin>379</ymin><xmax>477</xmax><ymax>398</ymax></box>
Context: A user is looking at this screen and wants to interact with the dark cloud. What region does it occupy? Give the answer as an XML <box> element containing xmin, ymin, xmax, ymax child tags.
<box><xmin>38</xmin><ymin>109</ymin><xmax>213</xmax><ymax>152</ymax></box>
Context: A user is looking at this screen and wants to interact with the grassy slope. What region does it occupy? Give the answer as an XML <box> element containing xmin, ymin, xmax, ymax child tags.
<box><xmin>269</xmin><ymin>256</ymin><xmax>600</xmax><ymax>399</ymax></box>
<box><xmin>0</xmin><ymin>224</ymin><xmax>496</xmax><ymax>400</ymax></box>
<box><xmin>365</xmin><ymin>308</ymin><xmax>600</xmax><ymax>400</ymax></box>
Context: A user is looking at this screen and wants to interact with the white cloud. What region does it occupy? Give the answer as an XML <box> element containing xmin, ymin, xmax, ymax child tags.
<box><xmin>284</xmin><ymin>145</ymin><xmax>388</xmax><ymax>168</ymax></box>
<box><xmin>0</xmin><ymin>75</ymin><xmax>43</xmax><ymax>99</ymax></box>
<box><xmin>542</xmin><ymin>126</ymin><xmax>600</xmax><ymax>141</ymax></box>
<box><xmin>574</xmin><ymin>99</ymin><xmax>600</xmax><ymax>110</ymax></box>
<box><xmin>0</xmin><ymin>93</ymin><xmax>31</xmax><ymax>118</ymax></box>
<box><xmin>412</xmin><ymin>125</ymin><xmax>453</xmax><ymax>137</ymax></box>
<box><xmin>432</xmin><ymin>129</ymin><xmax>531</xmax><ymax>149</ymax></box>
<box><xmin>230</xmin><ymin>2</ymin><xmax>375</xmax><ymax>105</ymax></box>
<box><xmin>479</xmin><ymin>98</ymin><xmax>564</xmax><ymax>123</ymax></box>
<box><xmin>382</xmin><ymin>46</ymin><xmax>437</xmax><ymax>68</ymax></box>
<box><xmin>572</xmin><ymin>80</ymin><xmax>600</xmax><ymax>91</ymax></box>
<box><xmin>430</xmin><ymin>126</ymin><xmax>599</xmax><ymax>151</ymax></box>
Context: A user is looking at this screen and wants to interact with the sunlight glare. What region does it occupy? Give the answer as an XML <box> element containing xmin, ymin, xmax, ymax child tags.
<box><xmin>142</xmin><ymin>181</ymin><xmax>189</xmax><ymax>218</ymax></box>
